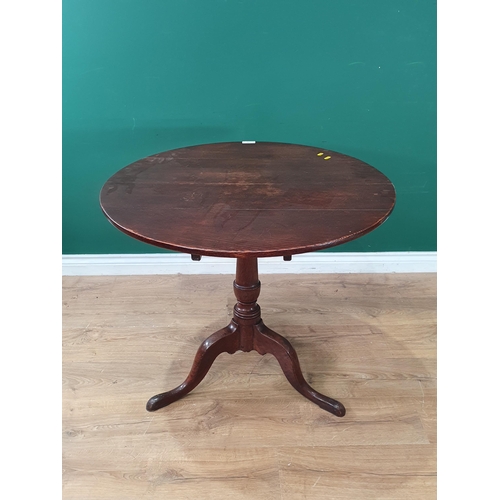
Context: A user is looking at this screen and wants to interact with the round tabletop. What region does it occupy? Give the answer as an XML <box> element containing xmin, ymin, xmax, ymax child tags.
<box><xmin>100</xmin><ymin>142</ymin><xmax>396</xmax><ymax>258</ymax></box>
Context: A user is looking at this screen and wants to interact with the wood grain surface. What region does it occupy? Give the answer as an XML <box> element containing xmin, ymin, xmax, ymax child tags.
<box><xmin>62</xmin><ymin>273</ymin><xmax>436</xmax><ymax>499</ymax></box>
<box><xmin>100</xmin><ymin>142</ymin><xmax>396</xmax><ymax>257</ymax></box>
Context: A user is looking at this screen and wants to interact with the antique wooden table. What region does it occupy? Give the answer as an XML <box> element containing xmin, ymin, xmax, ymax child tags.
<box><xmin>100</xmin><ymin>142</ymin><xmax>396</xmax><ymax>417</ymax></box>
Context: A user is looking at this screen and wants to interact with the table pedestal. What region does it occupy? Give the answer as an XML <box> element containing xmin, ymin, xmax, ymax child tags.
<box><xmin>146</xmin><ymin>257</ymin><xmax>346</xmax><ymax>417</ymax></box>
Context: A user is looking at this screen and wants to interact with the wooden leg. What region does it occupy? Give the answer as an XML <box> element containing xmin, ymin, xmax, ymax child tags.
<box><xmin>253</xmin><ymin>321</ymin><xmax>346</xmax><ymax>417</ymax></box>
<box><xmin>146</xmin><ymin>323</ymin><xmax>239</xmax><ymax>411</ymax></box>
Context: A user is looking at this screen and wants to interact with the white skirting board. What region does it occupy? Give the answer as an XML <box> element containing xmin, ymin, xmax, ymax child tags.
<box><xmin>62</xmin><ymin>252</ymin><xmax>436</xmax><ymax>276</ymax></box>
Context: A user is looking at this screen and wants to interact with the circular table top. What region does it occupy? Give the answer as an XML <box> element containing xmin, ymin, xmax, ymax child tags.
<box><xmin>100</xmin><ymin>142</ymin><xmax>396</xmax><ymax>258</ymax></box>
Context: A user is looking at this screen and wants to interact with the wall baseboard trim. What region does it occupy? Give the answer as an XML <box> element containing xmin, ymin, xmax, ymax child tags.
<box><xmin>62</xmin><ymin>251</ymin><xmax>436</xmax><ymax>276</ymax></box>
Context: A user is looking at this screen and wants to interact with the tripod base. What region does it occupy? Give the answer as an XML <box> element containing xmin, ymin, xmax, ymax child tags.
<box><xmin>146</xmin><ymin>258</ymin><xmax>345</xmax><ymax>418</ymax></box>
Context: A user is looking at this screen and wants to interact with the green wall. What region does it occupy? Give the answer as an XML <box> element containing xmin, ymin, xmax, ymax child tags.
<box><xmin>63</xmin><ymin>0</ymin><xmax>436</xmax><ymax>254</ymax></box>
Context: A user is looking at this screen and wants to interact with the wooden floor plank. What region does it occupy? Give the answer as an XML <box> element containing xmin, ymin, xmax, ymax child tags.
<box><xmin>63</xmin><ymin>273</ymin><xmax>436</xmax><ymax>499</ymax></box>
<box><xmin>277</xmin><ymin>444</ymin><xmax>436</xmax><ymax>499</ymax></box>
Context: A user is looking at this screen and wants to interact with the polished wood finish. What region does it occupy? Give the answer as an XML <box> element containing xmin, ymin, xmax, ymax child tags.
<box><xmin>62</xmin><ymin>273</ymin><xmax>436</xmax><ymax>499</ymax></box>
<box><xmin>100</xmin><ymin>142</ymin><xmax>395</xmax><ymax>258</ymax></box>
<box><xmin>99</xmin><ymin>142</ymin><xmax>396</xmax><ymax>417</ymax></box>
<box><xmin>147</xmin><ymin>258</ymin><xmax>345</xmax><ymax>416</ymax></box>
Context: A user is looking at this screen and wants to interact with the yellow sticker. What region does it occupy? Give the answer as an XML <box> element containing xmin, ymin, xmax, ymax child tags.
<box><xmin>317</xmin><ymin>152</ymin><xmax>324</xmax><ymax>156</ymax></box>
<box><xmin>324</xmin><ymin>156</ymin><xmax>331</xmax><ymax>160</ymax></box>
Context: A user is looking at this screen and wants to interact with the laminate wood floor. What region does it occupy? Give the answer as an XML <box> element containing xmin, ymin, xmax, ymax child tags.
<box><xmin>62</xmin><ymin>273</ymin><xmax>436</xmax><ymax>499</ymax></box>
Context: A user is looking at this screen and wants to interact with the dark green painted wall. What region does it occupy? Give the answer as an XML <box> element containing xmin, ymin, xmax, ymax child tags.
<box><xmin>63</xmin><ymin>0</ymin><xmax>436</xmax><ymax>254</ymax></box>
